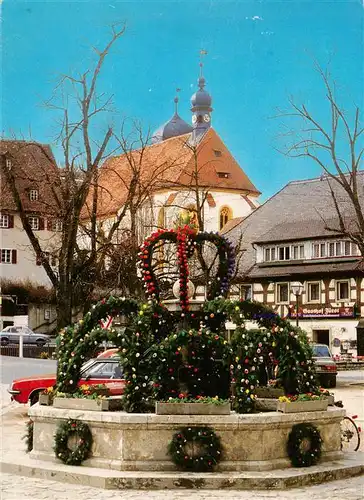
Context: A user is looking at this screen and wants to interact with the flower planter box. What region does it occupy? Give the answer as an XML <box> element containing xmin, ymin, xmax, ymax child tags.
<box><xmin>277</xmin><ymin>399</ymin><xmax>328</xmax><ymax>413</ymax></box>
<box><xmin>155</xmin><ymin>401</ymin><xmax>231</xmax><ymax>415</ymax></box>
<box><xmin>53</xmin><ymin>397</ymin><xmax>110</xmax><ymax>411</ymax></box>
<box><xmin>255</xmin><ymin>398</ymin><xmax>278</xmax><ymax>412</ymax></box>
<box><xmin>255</xmin><ymin>387</ymin><xmax>284</xmax><ymax>399</ymax></box>
<box><xmin>39</xmin><ymin>394</ymin><xmax>53</xmax><ymax>406</ymax></box>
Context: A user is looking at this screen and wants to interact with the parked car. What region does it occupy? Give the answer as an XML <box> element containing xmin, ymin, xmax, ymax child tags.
<box><xmin>312</xmin><ymin>343</ymin><xmax>337</xmax><ymax>388</ymax></box>
<box><xmin>0</xmin><ymin>326</ymin><xmax>50</xmax><ymax>346</ymax></box>
<box><xmin>7</xmin><ymin>349</ymin><xmax>125</xmax><ymax>405</ymax></box>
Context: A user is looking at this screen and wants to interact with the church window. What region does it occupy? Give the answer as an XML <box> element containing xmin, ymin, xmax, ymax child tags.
<box><xmin>219</xmin><ymin>206</ymin><xmax>233</xmax><ymax>230</ymax></box>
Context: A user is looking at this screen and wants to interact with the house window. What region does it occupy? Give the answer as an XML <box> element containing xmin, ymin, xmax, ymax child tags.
<box><xmin>29</xmin><ymin>189</ymin><xmax>39</xmax><ymax>201</ymax></box>
<box><xmin>0</xmin><ymin>249</ymin><xmax>16</xmax><ymax>264</ymax></box>
<box><xmin>344</xmin><ymin>241</ymin><xmax>351</xmax><ymax>256</ymax></box>
<box><xmin>28</xmin><ymin>217</ymin><xmax>39</xmax><ymax>230</ymax></box>
<box><xmin>0</xmin><ymin>214</ymin><xmax>9</xmax><ymax>228</ymax></box>
<box><xmin>240</xmin><ymin>284</ymin><xmax>252</xmax><ymax>301</ymax></box>
<box><xmin>276</xmin><ymin>282</ymin><xmax>289</xmax><ymax>304</ymax></box>
<box><xmin>52</xmin><ymin>220</ymin><xmax>63</xmax><ymax>232</ymax></box>
<box><xmin>1</xmin><ymin>249</ymin><xmax>11</xmax><ymax>263</ymax></box>
<box><xmin>277</xmin><ymin>246</ymin><xmax>290</xmax><ymax>260</ymax></box>
<box><xmin>312</xmin><ymin>244</ymin><xmax>320</xmax><ymax>258</ymax></box>
<box><xmin>299</xmin><ymin>245</ymin><xmax>304</xmax><ymax>258</ymax></box>
<box><xmin>217</xmin><ymin>172</ymin><xmax>230</xmax><ymax>178</ymax></box>
<box><xmin>336</xmin><ymin>242</ymin><xmax>342</xmax><ymax>256</ymax></box>
<box><xmin>271</xmin><ymin>248</ymin><xmax>276</xmax><ymax>261</ymax></box>
<box><xmin>328</xmin><ymin>242</ymin><xmax>335</xmax><ymax>257</ymax></box>
<box><xmin>219</xmin><ymin>206</ymin><xmax>233</xmax><ymax>230</ymax></box>
<box><xmin>307</xmin><ymin>282</ymin><xmax>320</xmax><ymax>303</ymax></box>
<box><xmin>265</xmin><ymin>248</ymin><xmax>270</xmax><ymax>261</ymax></box>
<box><xmin>336</xmin><ymin>280</ymin><xmax>350</xmax><ymax>301</ymax></box>
<box><xmin>214</xmin><ymin>149</ymin><xmax>222</xmax><ymax>157</ymax></box>
<box><xmin>320</xmin><ymin>243</ymin><xmax>326</xmax><ymax>257</ymax></box>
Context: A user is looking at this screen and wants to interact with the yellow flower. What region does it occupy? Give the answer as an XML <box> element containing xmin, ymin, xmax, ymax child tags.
<box><xmin>272</xmin><ymin>341</ymin><xmax>276</xmax><ymax>347</ymax></box>
<box><xmin>245</xmin><ymin>389</ymin><xmax>250</xmax><ymax>394</ymax></box>
<box><xmin>80</xmin><ymin>384</ymin><xmax>90</xmax><ymax>391</ymax></box>
<box><xmin>235</xmin><ymin>356</ymin><xmax>239</xmax><ymax>362</ymax></box>
<box><xmin>278</xmin><ymin>396</ymin><xmax>290</xmax><ymax>403</ymax></box>
<box><xmin>45</xmin><ymin>386</ymin><xmax>53</xmax><ymax>394</ymax></box>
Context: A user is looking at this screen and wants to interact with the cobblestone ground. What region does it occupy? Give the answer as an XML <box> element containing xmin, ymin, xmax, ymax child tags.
<box><xmin>1</xmin><ymin>382</ymin><xmax>364</xmax><ymax>499</ymax></box>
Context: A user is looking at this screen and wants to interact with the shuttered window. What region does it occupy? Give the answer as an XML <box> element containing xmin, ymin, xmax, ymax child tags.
<box><xmin>0</xmin><ymin>249</ymin><xmax>17</xmax><ymax>264</ymax></box>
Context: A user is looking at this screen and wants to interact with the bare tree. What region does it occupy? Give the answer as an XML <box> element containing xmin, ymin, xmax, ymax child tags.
<box><xmin>1</xmin><ymin>26</ymin><xmax>128</xmax><ymax>329</ymax></box>
<box><xmin>277</xmin><ymin>65</ymin><xmax>364</xmax><ymax>254</ymax></box>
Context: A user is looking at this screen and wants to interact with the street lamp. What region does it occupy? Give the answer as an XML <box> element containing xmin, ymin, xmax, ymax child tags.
<box><xmin>291</xmin><ymin>281</ymin><xmax>304</xmax><ymax>327</ymax></box>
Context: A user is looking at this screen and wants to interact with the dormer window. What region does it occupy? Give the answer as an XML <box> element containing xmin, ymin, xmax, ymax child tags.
<box><xmin>214</xmin><ymin>149</ymin><xmax>222</xmax><ymax>157</ymax></box>
<box><xmin>29</xmin><ymin>189</ymin><xmax>39</xmax><ymax>201</ymax></box>
<box><xmin>217</xmin><ymin>172</ymin><xmax>230</xmax><ymax>179</ymax></box>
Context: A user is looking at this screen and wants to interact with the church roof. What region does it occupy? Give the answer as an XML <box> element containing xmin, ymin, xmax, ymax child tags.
<box><xmin>84</xmin><ymin>128</ymin><xmax>260</xmax><ymax>219</ymax></box>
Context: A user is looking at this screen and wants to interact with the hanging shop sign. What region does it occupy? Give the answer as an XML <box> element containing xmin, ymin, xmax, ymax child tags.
<box><xmin>289</xmin><ymin>306</ymin><xmax>355</xmax><ymax>319</ymax></box>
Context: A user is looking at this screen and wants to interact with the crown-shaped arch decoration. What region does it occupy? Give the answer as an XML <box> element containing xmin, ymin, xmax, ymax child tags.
<box><xmin>55</xmin><ymin>227</ymin><xmax>318</xmax><ymax>414</ymax></box>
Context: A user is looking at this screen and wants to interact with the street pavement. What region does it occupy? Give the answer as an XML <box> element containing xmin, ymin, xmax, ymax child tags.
<box><xmin>0</xmin><ymin>366</ymin><xmax>363</xmax><ymax>499</ymax></box>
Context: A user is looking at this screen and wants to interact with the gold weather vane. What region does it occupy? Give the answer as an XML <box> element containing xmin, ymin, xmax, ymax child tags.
<box><xmin>199</xmin><ymin>49</ymin><xmax>208</xmax><ymax>76</ymax></box>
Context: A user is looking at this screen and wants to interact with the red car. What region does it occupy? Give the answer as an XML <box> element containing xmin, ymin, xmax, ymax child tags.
<box><xmin>7</xmin><ymin>349</ymin><xmax>125</xmax><ymax>405</ymax></box>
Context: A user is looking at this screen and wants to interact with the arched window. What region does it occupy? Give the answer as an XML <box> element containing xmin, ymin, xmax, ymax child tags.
<box><xmin>219</xmin><ymin>206</ymin><xmax>233</xmax><ymax>230</ymax></box>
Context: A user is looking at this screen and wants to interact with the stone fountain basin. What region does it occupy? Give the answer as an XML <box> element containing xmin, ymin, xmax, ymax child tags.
<box><xmin>29</xmin><ymin>405</ymin><xmax>345</xmax><ymax>472</ymax></box>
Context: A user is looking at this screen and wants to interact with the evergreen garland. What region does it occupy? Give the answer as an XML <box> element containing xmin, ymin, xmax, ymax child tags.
<box><xmin>287</xmin><ymin>423</ymin><xmax>322</xmax><ymax>467</ymax></box>
<box><xmin>168</xmin><ymin>426</ymin><xmax>222</xmax><ymax>471</ymax></box>
<box><xmin>153</xmin><ymin>328</ymin><xmax>232</xmax><ymax>401</ymax></box>
<box><xmin>204</xmin><ymin>298</ymin><xmax>318</xmax><ymax>413</ymax></box>
<box><xmin>56</xmin><ymin>296</ymin><xmax>139</xmax><ymax>393</ymax></box>
<box><xmin>54</xmin><ymin>419</ymin><xmax>93</xmax><ymax>465</ymax></box>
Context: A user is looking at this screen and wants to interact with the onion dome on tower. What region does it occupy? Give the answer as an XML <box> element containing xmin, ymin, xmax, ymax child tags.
<box><xmin>151</xmin><ymin>92</ymin><xmax>193</xmax><ymax>144</ymax></box>
<box><xmin>190</xmin><ymin>62</ymin><xmax>213</xmax><ymax>139</ymax></box>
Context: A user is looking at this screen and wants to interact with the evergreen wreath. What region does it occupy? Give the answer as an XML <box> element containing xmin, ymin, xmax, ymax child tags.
<box><xmin>23</xmin><ymin>419</ymin><xmax>33</xmax><ymax>453</ymax></box>
<box><xmin>168</xmin><ymin>426</ymin><xmax>222</xmax><ymax>472</ymax></box>
<box><xmin>287</xmin><ymin>423</ymin><xmax>322</xmax><ymax>467</ymax></box>
<box><xmin>54</xmin><ymin>419</ymin><xmax>93</xmax><ymax>465</ymax></box>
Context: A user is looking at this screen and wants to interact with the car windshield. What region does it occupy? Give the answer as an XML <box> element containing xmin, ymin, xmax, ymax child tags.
<box><xmin>312</xmin><ymin>345</ymin><xmax>331</xmax><ymax>357</ymax></box>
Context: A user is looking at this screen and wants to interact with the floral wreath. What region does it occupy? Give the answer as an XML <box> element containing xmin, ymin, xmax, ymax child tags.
<box><xmin>54</xmin><ymin>419</ymin><xmax>93</xmax><ymax>465</ymax></box>
<box><xmin>168</xmin><ymin>426</ymin><xmax>222</xmax><ymax>472</ymax></box>
<box><xmin>286</xmin><ymin>423</ymin><xmax>322</xmax><ymax>467</ymax></box>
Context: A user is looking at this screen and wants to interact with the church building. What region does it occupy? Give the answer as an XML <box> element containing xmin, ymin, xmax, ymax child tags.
<box><xmin>89</xmin><ymin>67</ymin><xmax>261</xmax><ymax>237</ymax></box>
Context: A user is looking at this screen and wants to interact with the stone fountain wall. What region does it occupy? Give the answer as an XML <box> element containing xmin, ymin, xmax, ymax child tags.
<box><xmin>29</xmin><ymin>406</ymin><xmax>345</xmax><ymax>472</ymax></box>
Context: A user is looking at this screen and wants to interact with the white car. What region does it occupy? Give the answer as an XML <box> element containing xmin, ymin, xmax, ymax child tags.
<box><xmin>0</xmin><ymin>326</ymin><xmax>50</xmax><ymax>346</ymax></box>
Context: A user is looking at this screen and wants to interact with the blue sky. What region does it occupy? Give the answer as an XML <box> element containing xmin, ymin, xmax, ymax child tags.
<box><xmin>2</xmin><ymin>0</ymin><xmax>363</xmax><ymax>199</ymax></box>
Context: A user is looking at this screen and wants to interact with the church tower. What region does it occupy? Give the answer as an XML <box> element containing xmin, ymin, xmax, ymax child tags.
<box><xmin>190</xmin><ymin>63</ymin><xmax>213</xmax><ymax>139</ymax></box>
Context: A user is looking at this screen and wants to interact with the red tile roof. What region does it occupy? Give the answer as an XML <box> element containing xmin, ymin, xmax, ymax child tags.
<box><xmin>85</xmin><ymin>129</ymin><xmax>260</xmax><ymax>218</ymax></box>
